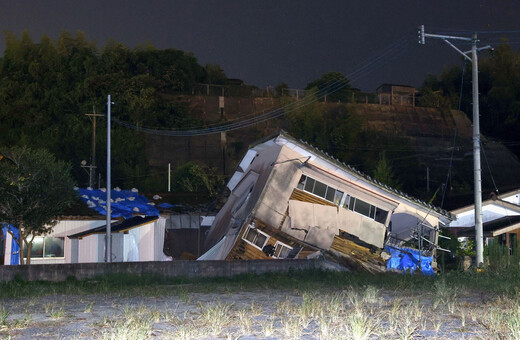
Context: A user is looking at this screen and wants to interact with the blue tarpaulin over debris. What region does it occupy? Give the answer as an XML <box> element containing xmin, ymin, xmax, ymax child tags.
<box><xmin>76</xmin><ymin>188</ymin><xmax>159</xmax><ymax>219</ymax></box>
<box><xmin>385</xmin><ymin>246</ymin><xmax>435</xmax><ymax>276</ymax></box>
<box><xmin>2</xmin><ymin>224</ymin><xmax>20</xmax><ymax>265</ymax></box>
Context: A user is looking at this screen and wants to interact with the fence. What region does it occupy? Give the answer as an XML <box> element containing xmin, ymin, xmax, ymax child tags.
<box><xmin>0</xmin><ymin>259</ymin><xmax>328</xmax><ymax>282</ymax></box>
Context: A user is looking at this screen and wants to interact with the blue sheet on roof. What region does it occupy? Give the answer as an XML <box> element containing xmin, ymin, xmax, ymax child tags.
<box><xmin>76</xmin><ymin>188</ymin><xmax>159</xmax><ymax>219</ymax></box>
<box><xmin>385</xmin><ymin>246</ymin><xmax>435</xmax><ymax>276</ymax></box>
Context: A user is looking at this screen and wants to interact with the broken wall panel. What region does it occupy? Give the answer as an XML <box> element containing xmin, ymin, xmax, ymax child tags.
<box><xmin>305</xmin><ymin>226</ymin><xmax>336</xmax><ymax>250</ymax></box>
<box><xmin>287</xmin><ymin>199</ymin><xmax>387</xmax><ymax>249</ymax></box>
<box><xmin>253</xmin><ymin>147</ymin><xmax>303</xmax><ymax>228</ymax></box>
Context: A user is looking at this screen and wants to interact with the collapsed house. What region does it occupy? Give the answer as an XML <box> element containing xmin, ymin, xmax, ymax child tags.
<box><xmin>199</xmin><ymin>131</ymin><xmax>453</xmax><ymax>272</ymax></box>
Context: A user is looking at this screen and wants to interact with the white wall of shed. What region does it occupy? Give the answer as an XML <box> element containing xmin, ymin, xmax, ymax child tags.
<box><xmin>3</xmin><ymin>219</ymin><xmax>106</xmax><ymax>265</ymax></box>
<box><xmin>3</xmin><ymin>232</ymin><xmax>12</xmax><ymax>265</ymax></box>
<box><xmin>154</xmin><ymin>217</ymin><xmax>166</xmax><ymax>261</ymax></box>
<box><xmin>138</xmin><ymin>223</ymin><xmax>154</xmax><ymax>261</ymax></box>
<box><xmin>78</xmin><ymin>234</ymin><xmax>104</xmax><ymax>263</ymax></box>
<box><xmin>124</xmin><ymin>228</ymin><xmax>140</xmax><ymax>261</ymax></box>
<box><xmin>136</xmin><ymin>217</ymin><xmax>166</xmax><ymax>261</ymax></box>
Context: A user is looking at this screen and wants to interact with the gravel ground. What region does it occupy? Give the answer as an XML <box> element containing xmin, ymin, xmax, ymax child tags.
<box><xmin>0</xmin><ymin>283</ymin><xmax>510</xmax><ymax>339</ymax></box>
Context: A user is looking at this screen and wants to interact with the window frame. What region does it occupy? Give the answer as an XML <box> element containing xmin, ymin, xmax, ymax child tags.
<box><xmin>296</xmin><ymin>175</ymin><xmax>344</xmax><ymax>205</ymax></box>
<box><xmin>296</xmin><ymin>175</ymin><xmax>390</xmax><ymax>225</ymax></box>
<box><xmin>22</xmin><ymin>236</ymin><xmax>65</xmax><ymax>259</ymax></box>
<box><xmin>272</xmin><ymin>241</ymin><xmax>293</xmax><ymax>259</ymax></box>
<box><xmin>242</xmin><ymin>224</ymin><xmax>270</xmax><ymax>250</ymax></box>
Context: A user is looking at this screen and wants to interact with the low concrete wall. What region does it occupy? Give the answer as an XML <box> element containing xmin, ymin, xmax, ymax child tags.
<box><xmin>0</xmin><ymin>259</ymin><xmax>325</xmax><ymax>282</ymax></box>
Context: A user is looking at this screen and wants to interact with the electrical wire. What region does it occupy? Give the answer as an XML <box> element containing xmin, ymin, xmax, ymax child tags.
<box><xmin>112</xmin><ymin>34</ymin><xmax>414</xmax><ymax>136</ymax></box>
<box><xmin>440</xmin><ymin>58</ymin><xmax>466</xmax><ymax>208</ymax></box>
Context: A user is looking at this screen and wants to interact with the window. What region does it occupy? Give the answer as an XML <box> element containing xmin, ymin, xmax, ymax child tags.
<box><xmin>313</xmin><ymin>181</ymin><xmax>327</xmax><ymax>198</ymax></box>
<box><xmin>343</xmin><ymin>195</ymin><xmax>389</xmax><ymax>225</ymax></box>
<box><xmin>374</xmin><ymin>208</ymin><xmax>389</xmax><ymax>224</ymax></box>
<box><xmin>304</xmin><ymin>177</ymin><xmax>315</xmax><ymax>192</ymax></box>
<box><xmin>353</xmin><ymin>199</ymin><xmax>371</xmax><ymax>217</ymax></box>
<box><xmin>23</xmin><ymin>237</ymin><xmax>64</xmax><ymax>258</ymax></box>
<box><xmin>296</xmin><ymin>175</ymin><xmax>389</xmax><ymax>225</ymax></box>
<box><xmin>242</xmin><ymin>225</ymin><xmax>269</xmax><ymax>250</ymax></box>
<box><xmin>297</xmin><ymin>175</ymin><xmax>344</xmax><ymax>204</ymax></box>
<box><xmin>273</xmin><ymin>241</ymin><xmax>293</xmax><ymax>258</ymax></box>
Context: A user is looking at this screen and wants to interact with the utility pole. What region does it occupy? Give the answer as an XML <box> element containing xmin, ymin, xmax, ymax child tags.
<box><xmin>85</xmin><ymin>107</ymin><xmax>104</xmax><ymax>188</ymax></box>
<box><xmin>419</xmin><ymin>25</ymin><xmax>491</xmax><ymax>267</ymax></box>
<box><xmin>106</xmin><ymin>95</ymin><xmax>112</xmax><ymax>263</ymax></box>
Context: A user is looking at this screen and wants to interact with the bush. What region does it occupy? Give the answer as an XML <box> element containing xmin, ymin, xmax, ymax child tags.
<box><xmin>173</xmin><ymin>162</ymin><xmax>223</xmax><ymax>197</ymax></box>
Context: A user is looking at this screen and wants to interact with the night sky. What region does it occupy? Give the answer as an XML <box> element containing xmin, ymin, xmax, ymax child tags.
<box><xmin>1</xmin><ymin>0</ymin><xmax>520</xmax><ymax>91</ymax></box>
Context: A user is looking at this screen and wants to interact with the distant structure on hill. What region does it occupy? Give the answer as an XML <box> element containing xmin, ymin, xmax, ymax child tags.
<box><xmin>376</xmin><ymin>84</ymin><xmax>416</xmax><ymax>107</ymax></box>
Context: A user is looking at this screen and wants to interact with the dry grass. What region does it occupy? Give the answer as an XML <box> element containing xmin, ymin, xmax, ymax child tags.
<box><xmin>3</xmin><ymin>270</ymin><xmax>520</xmax><ymax>338</ymax></box>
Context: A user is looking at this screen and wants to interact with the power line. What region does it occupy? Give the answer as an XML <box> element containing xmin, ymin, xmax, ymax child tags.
<box><xmin>112</xmin><ymin>34</ymin><xmax>414</xmax><ymax>136</ymax></box>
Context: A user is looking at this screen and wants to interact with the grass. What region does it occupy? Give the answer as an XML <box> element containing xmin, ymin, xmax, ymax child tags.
<box><xmin>2</xmin><ymin>268</ymin><xmax>520</xmax><ymax>300</ymax></box>
<box><xmin>97</xmin><ymin>305</ymin><xmax>161</xmax><ymax>340</ymax></box>
<box><xmin>0</xmin><ymin>306</ymin><xmax>9</xmax><ymax>326</ymax></box>
<box><xmin>84</xmin><ymin>301</ymin><xmax>94</xmax><ymax>313</ymax></box>
<box><xmin>198</xmin><ymin>301</ymin><xmax>233</xmax><ymax>337</ymax></box>
<box><xmin>2</xmin><ymin>268</ymin><xmax>520</xmax><ymax>338</ymax></box>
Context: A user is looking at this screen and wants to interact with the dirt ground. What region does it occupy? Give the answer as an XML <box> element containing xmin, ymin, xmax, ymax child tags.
<box><xmin>0</xmin><ymin>282</ymin><xmax>512</xmax><ymax>339</ymax></box>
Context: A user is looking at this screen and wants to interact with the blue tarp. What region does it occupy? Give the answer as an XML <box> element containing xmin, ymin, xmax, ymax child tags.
<box><xmin>385</xmin><ymin>246</ymin><xmax>435</xmax><ymax>276</ymax></box>
<box><xmin>2</xmin><ymin>224</ymin><xmax>20</xmax><ymax>265</ymax></box>
<box><xmin>76</xmin><ymin>188</ymin><xmax>159</xmax><ymax>219</ymax></box>
<box><xmin>157</xmin><ymin>203</ymin><xmax>175</xmax><ymax>209</ymax></box>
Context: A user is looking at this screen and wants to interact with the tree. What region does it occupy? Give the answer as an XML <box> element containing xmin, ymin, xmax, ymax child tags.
<box><xmin>373</xmin><ymin>152</ymin><xmax>401</xmax><ymax>189</ymax></box>
<box><xmin>0</xmin><ymin>31</ymin><xmax>207</xmax><ymax>190</ymax></box>
<box><xmin>305</xmin><ymin>71</ymin><xmax>353</xmax><ymax>102</ymax></box>
<box><xmin>0</xmin><ymin>146</ymin><xmax>77</xmax><ymax>264</ymax></box>
<box><xmin>173</xmin><ymin>161</ymin><xmax>223</xmax><ymax>197</ymax></box>
<box><xmin>204</xmin><ymin>64</ymin><xmax>227</xmax><ymax>85</ymax></box>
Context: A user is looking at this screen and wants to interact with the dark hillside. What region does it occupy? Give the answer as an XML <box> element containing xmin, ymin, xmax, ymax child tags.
<box><xmin>145</xmin><ymin>99</ymin><xmax>520</xmax><ymax>209</ymax></box>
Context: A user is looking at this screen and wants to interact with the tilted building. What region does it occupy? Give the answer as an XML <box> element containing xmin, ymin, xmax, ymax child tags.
<box><xmin>200</xmin><ymin>131</ymin><xmax>453</xmax><ymax>271</ymax></box>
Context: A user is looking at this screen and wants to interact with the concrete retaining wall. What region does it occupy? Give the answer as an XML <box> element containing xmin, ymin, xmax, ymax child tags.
<box><xmin>0</xmin><ymin>259</ymin><xmax>325</xmax><ymax>282</ymax></box>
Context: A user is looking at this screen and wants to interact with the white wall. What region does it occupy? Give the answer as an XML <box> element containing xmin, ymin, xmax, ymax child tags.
<box><xmin>78</xmin><ymin>234</ymin><xmax>105</xmax><ymax>263</ymax></box>
<box><xmin>3</xmin><ymin>217</ymin><xmax>167</xmax><ymax>265</ymax></box>
<box><xmin>3</xmin><ymin>219</ymin><xmax>106</xmax><ymax>265</ymax></box>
